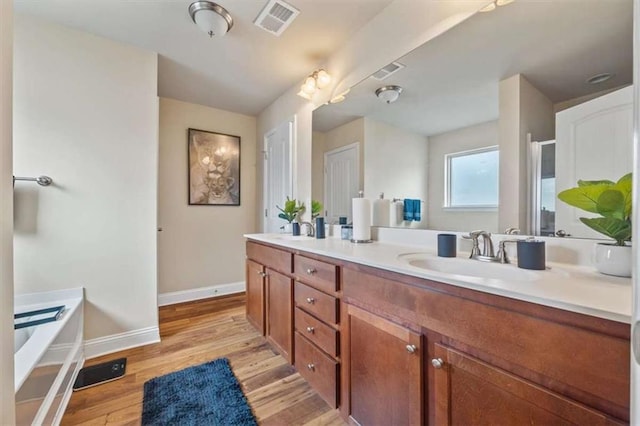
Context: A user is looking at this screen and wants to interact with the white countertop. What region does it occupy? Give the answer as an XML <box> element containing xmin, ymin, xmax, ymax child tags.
<box><xmin>245</xmin><ymin>234</ymin><xmax>632</xmax><ymax>324</ymax></box>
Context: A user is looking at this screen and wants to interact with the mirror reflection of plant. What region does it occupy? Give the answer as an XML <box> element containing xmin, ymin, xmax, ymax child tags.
<box><xmin>276</xmin><ymin>197</ymin><xmax>304</xmax><ymax>223</ymax></box>
<box><xmin>311</xmin><ymin>200</ymin><xmax>323</xmax><ymax>220</ymax></box>
<box><xmin>557</xmin><ymin>173</ymin><xmax>632</xmax><ymax>246</ymax></box>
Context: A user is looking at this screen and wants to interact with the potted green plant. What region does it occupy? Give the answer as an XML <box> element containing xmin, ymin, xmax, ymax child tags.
<box><xmin>311</xmin><ymin>200</ymin><xmax>323</xmax><ymax>220</ymax></box>
<box><xmin>557</xmin><ymin>173</ymin><xmax>632</xmax><ymax>277</ymax></box>
<box><xmin>276</xmin><ymin>197</ymin><xmax>304</xmax><ymax>232</ymax></box>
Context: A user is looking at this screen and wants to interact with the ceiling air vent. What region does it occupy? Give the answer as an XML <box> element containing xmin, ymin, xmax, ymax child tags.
<box><xmin>254</xmin><ymin>0</ymin><xmax>300</xmax><ymax>37</ymax></box>
<box><xmin>370</xmin><ymin>62</ymin><xmax>405</xmax><ymax>80</ymax></box>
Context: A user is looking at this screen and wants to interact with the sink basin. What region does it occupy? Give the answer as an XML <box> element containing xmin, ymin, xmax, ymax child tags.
<box><xmin>397</xmin><ymin>252</ymin><xmax>540</xmax><ymax>282</ymax></box>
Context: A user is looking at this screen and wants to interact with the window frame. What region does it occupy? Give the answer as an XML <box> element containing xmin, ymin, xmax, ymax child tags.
<box><xmin>443</xmin><ymin>145</ymin><xmax>499</xmax><ymax>210</ymax></box>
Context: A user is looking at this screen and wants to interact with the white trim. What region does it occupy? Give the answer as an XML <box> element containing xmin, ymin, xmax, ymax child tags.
<box><xmin>84</xmin><ymin>326</ymin><xmax>160</xmax><ymax>359</ymax></box>
<box><xmin>157</xmin><ymin>281</ymin><xmax>245</xmax><ymax>307</ymax></box>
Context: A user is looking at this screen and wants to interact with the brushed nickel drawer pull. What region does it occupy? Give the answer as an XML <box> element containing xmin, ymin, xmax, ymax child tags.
<box><xmin>306</xmin><ymin>297</ymin><xmax>315</xmax><ymax>304</ymax></box>
<box><xmin>431</xmin><ymin>358</ymin><xmax>444</xmax><ymax>369</ymax></box>
<box><xmin>306</xmin><ymin>268</ymin><xmax>317</xmax><ymax>275</ymax></box>
<box><xmin>258</xmin><ymin>271</ymin><xmax>267</xmax><ymax>277</ymax></box>
<box><xmin>406</xmin><ymin>344</ymin><xmax>417</xmax><ymax>354</ymax></box>
<box><xmin>307</xmin><ymin>363</ymin><xmax>315</xmax><ymax>371</ymax></box>
<box><xmin>306</xmin><ymin>326</ymin><xmax>315</xmax><ymax>334</ymax></box>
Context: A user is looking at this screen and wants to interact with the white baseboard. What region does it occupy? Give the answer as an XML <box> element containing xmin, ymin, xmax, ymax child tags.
<box><xmin>157</xmin><ymin>281</ymin><xmax>245</xmax><ymax>307</ymax></box>
<box><xmin>84</xmin><ymin>326</ymin><xmax>160</xmax><ymax>359</ymax></box>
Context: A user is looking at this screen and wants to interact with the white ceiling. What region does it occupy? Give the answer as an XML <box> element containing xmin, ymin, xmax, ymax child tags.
<box><xmin>313</xmin><ymin>0</ymin><xmax>633</xmax><ymax>136</ymax></box>
<box><xmin>14</xmin><ymin>0</ymin><xmax>394</xmax><ymax>116</ymax></box>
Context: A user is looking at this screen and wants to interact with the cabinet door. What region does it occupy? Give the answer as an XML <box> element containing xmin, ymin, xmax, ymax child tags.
<box><xmin>432</xmin><ymin>344</ymin><xmax>617</xmax><ymax>426</ymax></box>
<box><xmin>346</xmin><ymin>304</ymin><xmax>422</xmax><ymax>425</ymax></box>
<box><xmin>266</xmin><ymin>268</ymin><xmax>293</xmax><ymax>363</ymax></box>
<box><xmin>246</xmin><ymin>259</ymin><xmax>265</xmax><ymax>335</ymax></box>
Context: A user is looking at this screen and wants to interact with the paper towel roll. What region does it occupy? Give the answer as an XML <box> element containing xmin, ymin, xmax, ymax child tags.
<box><xmin>372</xmin><ymin>198</ymin><xmax>391</xmax><ymax>227</ymax></box>
<box><xmin>352</xmin><ymin>198</ymin><xmax>372</xmax><ymax>241</ymax></box>
<box><xmin>390</xmin><ymin>200</ymin><xmax>404</xmax><ymax>226</ymax></box>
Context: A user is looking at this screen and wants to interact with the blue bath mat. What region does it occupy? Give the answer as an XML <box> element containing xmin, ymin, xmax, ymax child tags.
<box><xmin>142</xmin><ymin>358</ymin><xmax>257</xmax><ymax>426</ymax></box>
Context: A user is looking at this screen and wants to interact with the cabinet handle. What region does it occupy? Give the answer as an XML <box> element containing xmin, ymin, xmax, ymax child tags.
<box><xmin>306</xmin><ymin>297</ymin><xmax>315</xmax><ymax>304</ymax></box>
<box><xmin>406</xmin><ymin>344</ymin><xmax>417</xmax><ymax>354</ymax></box>
<box><xmin>431</xmin><ymin>358</ymin><xmax>444</xmax><ymax>369</ymax></box>
<box><xmin>306</xmin><ymin>268</ymin><xmax>317</xmax><ymax>275</ymax></box>
<box><xmin>258</xmin><ymin>272</ymin><xmax>267</xmax><ymax>277</ymax></box>
<box><xmin>307</xmin><ymin>363</ymin><xmax>315</xmax><ymax>371</ymax></box>
<box><xmin>306</xmin><ymin>326</ymin><xmax>315</xmax><ymax>334</ymax></box>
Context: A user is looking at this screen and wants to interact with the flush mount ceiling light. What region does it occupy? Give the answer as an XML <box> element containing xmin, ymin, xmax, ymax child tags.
<box><xmin>189</xmin><ymin>1</ymin><xmax>234</xmax><ymax>37</ymax></box>
<box><xmin>375</xmin><ymin>85</ymin><xmax>403</xmax><ymax>104</ymax></box>
<box><xmin>479</xmin><ymin>0</ymin><xmax>514</xmax><ymax>12</ymax></box>
<box><xmin>297</xmin><ymin>69</ymin><xmax>332</xmax><ymax>100</ymax></box>
<box><xmin>586</xmin><ymin>73</ymin><xmax>615</xmax><ymax>85</ymax></box>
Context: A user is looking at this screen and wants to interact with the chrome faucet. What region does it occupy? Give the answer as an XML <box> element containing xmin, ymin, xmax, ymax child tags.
<box><xmin>497</xmin><ymin>237</ymin><xmax>535</xmax><ymax>263</ymax></box>
<box><xmin>300</xmin><ymin>221</ymin><xmax>315</xmax><ymax>237</ymax></box>
<box><xmin>463</xmin><ymin>230</ymin><xmax>498</xmax><ymax>262</ymax></box>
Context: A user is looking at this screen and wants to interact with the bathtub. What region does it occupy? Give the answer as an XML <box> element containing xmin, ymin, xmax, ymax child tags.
<box><xmin>14</xmin><ymin>288</ymin><xmax>84</xmax><ymax>426</ymax></box>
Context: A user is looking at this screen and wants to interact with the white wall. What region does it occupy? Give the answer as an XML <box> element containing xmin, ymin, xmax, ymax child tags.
<box><xmin>428</xmin><ymin>120</ymin><xmax>499</xmax><ymax>232</ymax></box>
<box><xmin>364</xmin><ymin>118</ymin><xmax>428</xmax><ymax>204</ymax></box>
<box><xmin>13</xmin><ymin>15</ymin><xmax>159</xmax><ymax>349</ymax></box>
<box><xmin>158</xmin><ymin>97</ymin><xmax>256</xmax><ymax>297</ymax></box>
<box><xmin>498</xmin><ymin>74</ymin><xmax>554</xmax><ymax>232</ymax></box>
<box><xmin>0</xmin><ymin>1</ymin><xmax>15</xmax><ymax>422</ymax></box>
<box><xmin>257</xmin><ymin>0</ymin><xmax>485</xmax><ymax>231</ymax></box>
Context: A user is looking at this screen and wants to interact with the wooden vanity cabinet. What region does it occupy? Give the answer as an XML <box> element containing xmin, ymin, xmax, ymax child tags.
<box><xmin>245</xmin><ymin>259</ymin><xmax>265</xmax><ymax>334</ymax></box>
<box><xmin>246</xmin><ymin>240</ymin><xmax>630</xmax><ymax>425</ymax></box>
<box><xmin>246</xmin><ymin>242</ymin><xmax>342</xmax><ymax>408</ymax></box>
<box><xmin>265</xmin><ymin>268</ymin><xmax>293</xmax><ymax>362</ymax></box>
<box><xmin>293</xmin><ymin>254</ymin><xmax>341</xmax><ymax>409</ymax></box>
<box><xmin>246</xmin><ymin>242</ymin><xmax>293</xmax><ymax>362</ymax></box>
<box><xmin>342</xmin><ymin>265</ymin><xmax>630</xmax><ymax>425</ymax></box>
<box><xmin>344</xmin><ymin>304</ymin><xmax>423</xmax><ymax>426</ymax></box>
<box><xmin>432</xmin><ymin>344</ymin><xmax>623</xmax><ymax>425</ymax></box>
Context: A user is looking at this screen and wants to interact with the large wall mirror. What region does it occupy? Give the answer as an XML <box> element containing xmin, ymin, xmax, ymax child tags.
<box><xmin>312</xmin><ymin>0</ymin><xmax>633</xmax><ymax>239</ymax></box>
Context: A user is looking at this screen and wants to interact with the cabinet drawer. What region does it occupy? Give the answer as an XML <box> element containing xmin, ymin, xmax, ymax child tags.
<box><xmin>247</xmin><ymin>241</ymin><xmax>292</xmax><ymax>274</ymax></box>
<box><xmin>294</xmin><ymin>255</ymin><xmax>338</xmax><ymax>293</ymax></box>
<box><xmin>295</xmin><ymin>332</ymin><xmax>338</xmax><ymax>408</ymax></box>
<box><xmin>295</xmin><ymin>308</ymin><xmax>338</xmax><ymax>357</ymax></box>
<box><xmin>295</xmin><ymin>282</ymin><xmax>338</xmax><ymax>325</ymax></box>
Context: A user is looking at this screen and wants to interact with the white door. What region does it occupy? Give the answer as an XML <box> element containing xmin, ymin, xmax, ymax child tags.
<box><xmin>263</xmin><ymin>119</ymin><xmax>293</xmax><ymax>233</ymax></box>
<box><xmin>555</xmin><ymin>86</ymin><xmax>633</xmax><ymax>239</ymax></box>
<box><xmin>324</xmin><ymin>143</ymin><xmax>359</xmax><ymax>223</ymax></box>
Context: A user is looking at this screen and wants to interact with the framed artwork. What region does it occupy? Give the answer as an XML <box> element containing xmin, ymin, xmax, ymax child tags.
<box><xmin>188</xmin><ymin>128</ymin><xmax>241</xmax><ymax>206</ymax></box>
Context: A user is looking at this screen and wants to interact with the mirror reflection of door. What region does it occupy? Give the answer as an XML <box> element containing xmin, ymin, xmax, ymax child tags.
<box><xmin>324</xmin><ymin>143</ymin><xmax>359</xmax><ymax>223</ymax></box>
<box><xmin>530</xmin><ymin>140</ymin><xmax>556</xmax><ymax>236</ymax></box>
<box><xmin>555</xmin><ymin>86</ymin><xmax>633</xmax><ymax>239</ymax></box>
<box><xmin>263</xmin><ymin>119</ymin><xmax>293</xmax><ymax>233</ymax></box>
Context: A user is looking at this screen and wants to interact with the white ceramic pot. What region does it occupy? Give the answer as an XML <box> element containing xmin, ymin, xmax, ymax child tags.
<box><xmin>281</xmin><ymin>223</ymin><xmax>292</xmax><ymax>234</ymax></box>
<box><xmin>593</xmin><ymin>243</ymin><xmax>632</xmax><ymax>278</ymax></box>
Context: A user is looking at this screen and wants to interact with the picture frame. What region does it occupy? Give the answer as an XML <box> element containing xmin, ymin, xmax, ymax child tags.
<box><xmin>188</xmin><ymin>128</ymin><xmax>241</xmax><ymax>206</ymax></box>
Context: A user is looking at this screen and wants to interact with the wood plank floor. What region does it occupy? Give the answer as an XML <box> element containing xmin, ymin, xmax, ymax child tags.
<box><xmin>62</xmin><ymin>294</ymin><xmax>345</xmax><ymax>425</ymax></box>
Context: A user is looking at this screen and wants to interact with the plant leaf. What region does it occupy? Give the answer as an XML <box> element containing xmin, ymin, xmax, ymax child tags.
<box><xmin>578</xmin><ymin>179</ymin><xmax>615</xmax><ymax>187</ymax></box>
<box><xmin>580</xmin><ymin>217</ymin><xmax>631</xmax><ymax>244</ymax></box>
<box><xmin>613</xmin><ymin>173</ymin><xmax>633</xmax><ymax>218</ymax></box>
<box><xmin>557</xmin><ymin>184</ymin><xmax>612</xmax><ymax>214</ymax></box>
<box><xmin>595</xmin><ymin>189</ymin><xmax>625</xmax><ymax>220</ymax></box>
